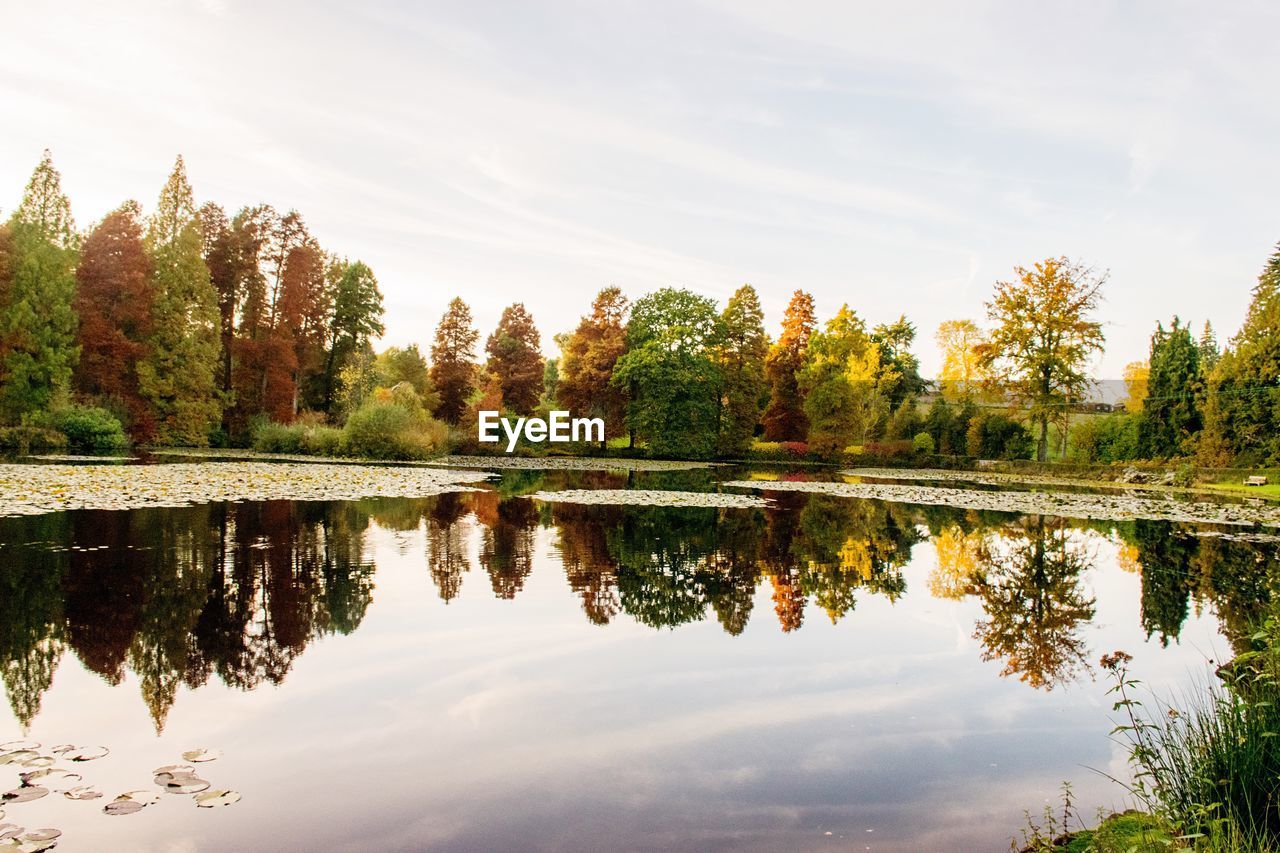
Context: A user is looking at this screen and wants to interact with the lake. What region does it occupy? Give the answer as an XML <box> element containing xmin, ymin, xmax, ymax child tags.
<box><xmin>0</xmin><ymin>459</ymin><xmax>1272</xmax><ymax>852</ymax></box>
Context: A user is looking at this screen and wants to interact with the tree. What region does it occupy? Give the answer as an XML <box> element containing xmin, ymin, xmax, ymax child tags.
<box><xmin>1140</xmin><ymin>317</ymin><xmax>1201</xmax><ymax>458</ymax></box>
<box><xmin>762</xmin><ymin>290</ymin><xmax>816</xmax><ymax>441</ymax></box>
<box><xmin>935</xmin><ymin>319</ymin><xmax>989</xmax><ymax>401</ymax></box>
<box><xmin>1121</xmin><ymin>360</ymin><xmax>1149</xmax><ymax>414</ymax></box>
<box><xmin>1199</xmin><ymin>243</ymin><xmax>1280</xmax><ymax>464</ymax></box>
<box><xmin>979</xmin><ymin>257</ymin><xmax>1106</xmax><ymax>462</ymax></box>
<box><xmin>375</xmin><ymin>345</ymin><xmax>434</xmax><ymax>400</ymax></box>
<box><xmin>321</xmin><ymin>259</ymin><xmax>384</xmax><ymax>415</ymax></box>
<box><xmin>485</xmin><ymin>303</ymin><xmax>544</xmax><ymax>415</ymax></box>
<box><xmin>556</xmin><ymin>286</ymin><xmax>629</xmax><ymax>445</ymax></box>
<box><xmin>429</xmin><ymin>297</ymin><xmax>479</xmax><ymax>424</ymax></box>
<box><xmin>872</xmin><ymin>315</ymin><xmax>925</xmax><ymax>411</ymax></box>
<box><xmin>74</xmin><ymin>201</ymin><xmax>155</xmax><ymax>438</ymax></box>
<box><xmin>277</xmin><ymin>241</ymin><xmax>332</xmax><ymax>414</ymax></box>
<box><xmin>0</xmin><ymin>151</ymin><xmax>80</xmax><ymax>422</ymax></box>
<box><xmin>1198</xmin><ymin>321</ymin><xmax>1220</xmax><ymax>375</ymax></box>
<box><xmin>717</xmin><ymin>285</ymin><xmax>769</xmax><ymax>456</ymax></box>
<box><xmin>612</xmin><ymin>287</ymin><xmax>723</xmax><ymax>459</ymax></box>
<box><xmin>800</xmin><ymin>306</ymin><xmax>893</xmax><ymax>456</ymax></box>
<box><xmin>138</xmin><ymin>156</ymin><xmax>222</xmax><ymax>445</ymax></box>
<box><xmin>198</xmin><ymin>203</ymin><xmax>246</xmax><ymax>414</ymax></box>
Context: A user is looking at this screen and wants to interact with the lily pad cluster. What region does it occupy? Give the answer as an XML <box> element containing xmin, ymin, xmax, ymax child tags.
<box><xmin>527</xmin><ymin>489</ymin><xmax>769</xmax><ymax>508</ymax></box>
<box><xmin>0</xmin><ymin>740</ymin><xmax>111</xmax><ymax>851</ymax></box>
<box><xmin>430</xmin><ymin>455</ymin><xmax>715</xmax><ymax>472</ymax></box>
<box><xmin>0</xmin><ymin>462</ymin><xmax>494</xmax><ymax>518</ymax></box>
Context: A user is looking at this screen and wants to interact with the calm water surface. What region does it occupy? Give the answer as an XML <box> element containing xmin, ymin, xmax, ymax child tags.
<box><xmin>0</xmin><ymin>463</ymin><xmax>1271</xmax><ymax>851</ymax></box>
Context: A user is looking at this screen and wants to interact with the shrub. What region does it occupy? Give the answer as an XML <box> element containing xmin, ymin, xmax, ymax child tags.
<box><xmin>0</xmin><ymin>426</ymin><xmax>68</xmax><ymax>453</ymax></box>
<box><xmin>252</xmin><ymin>418</ymin><xmax>346</xmax><ymax>457</ymax></box>
<box><xmin>50</xmin><ymin>405</ymin><xmax>129</xmax><ymax>451</ymax></box>
<box><xmin>342</xmin><ymin>400</ymin><xmax>448</xmax><ymax>460</ymax></box>
<box><xmin>911</xmin><ymin>431</ymin><xmax>935</xmax><ymax>454</ymax></box>
<box><xmin>1069</xmin><ymin>414</ymin><xmax>1141</xmax><ymax>463</ymax></box>
<box><xmin>861</xmin><ymin>439</ymin><xmax>913</xmax><ymax>459</ymax></box>
<box><xmin>966</xmin><ymin>412</ymin><xmax>1033</xmax><ymax>460</ymax></box>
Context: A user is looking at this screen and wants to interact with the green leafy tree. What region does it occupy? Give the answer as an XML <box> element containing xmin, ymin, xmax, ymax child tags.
<box><xmin>485</xmin><ymin>303</ymin><xmax>544</xmax><ymax>415</ymax></box>
<box><xmin>979</xmin><ymin>257</ymin><xmax>1106</xmax><ymax>462</ymax></box>
<box><xmin>556</xmin><ymin>286</ymin><xmax>629</xmax><ymax>444</ymax></box>
<box><xmin>762</xmin><ymin>289</ymin><xmax>816</xmax><ymax>441</ymax></box>
<box><xmin>138</xmin><ymin>157</ymin><xmax>222</xmax><ymax>445</ymax></box>
<box><xmin>429</xmin><ymin>297</ymin><xmax>479</xmax><ymax>424</ymax></box>
<box><xmin>0</xmin><ymin>151</ymin><xmax>80</xmax><ymax>422</ymax></box>
<box><xmin>612</xmin><ymin>287</ymin><xmax>723</xmax><ymax>459</ymax></box>
<box><xmin>800</xmin><ymin>306</ymin><xmax>893</xmax><ymax>456</ymax></box>
<box><xmin>872</xmin><ymin>315</ymin><xmax>926</xmax><ymax>411</ymax></box>
<box><xmin>321</xmin><ymin>259</ymin><xmax>384</xmax><ymax>414</ymax></box>
<box><xmin>375</xmin><ymin>344</ymin><xmax>436</xmax><ymax>406</ymax></box>
<box><xmin>717</xmin><ymin>284</ymin><xmax>769</xmax><ymax>456</ymax></box>
<box><xmin>1139</xmin><ymin>317</ymin><xmax>1202</xmax><ymax>458</ymax></box>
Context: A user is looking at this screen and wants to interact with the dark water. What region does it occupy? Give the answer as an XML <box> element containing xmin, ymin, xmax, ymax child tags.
<box><xmin>0</xmin><ymin>465</ymin><xmax>1274</xmax><ymax>851</ymax></box>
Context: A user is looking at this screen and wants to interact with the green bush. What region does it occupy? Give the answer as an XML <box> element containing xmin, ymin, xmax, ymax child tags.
<box><xmin>341</xmin><ymin>400</ymin><xmax>448</xmax><ymax>460</ymax></box>
<box><xmin>966</xmin><ymin>412</ymin><xmax>1033</xmax><ymax>460</ymax></box>
<box><xmin>911</xmin><ymin>431</ymin><xmax>935</xmax><ymax>454</ymax></box>
<box><xmin>252</xmin><ymin>419</ymin><xmax>345</xmax><ymax>457</ymax></box>
<box><xmin>1069</xmin><ymin>414</ymin><xmax>1142</xmax><ymax>463</ymax></box>
<box><xmin>0</xmin><ymin>426</ymin><xmax>68</xmax><ymax>453</ymax></box>
<box><xmin>50</xmin><ymin>405</ymin><xmax>128</xmax><ymax>451</ymax></box>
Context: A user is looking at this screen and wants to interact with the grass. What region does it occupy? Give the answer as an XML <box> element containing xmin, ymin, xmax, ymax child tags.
<box><xmin>1204</xmin><ymin>481</ymin><xmax>1280</xmax><ymax>500</ymax></box>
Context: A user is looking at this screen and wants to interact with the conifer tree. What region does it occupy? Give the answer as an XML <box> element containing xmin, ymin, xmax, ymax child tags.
<box><xmin>556</xmin><ymin>286</ymin><xmax>629</xmax><ymax>444</ymax></box>
<box><xmin>320</xmin><ymin>259</ymin><xmax>384</xmax><ymax>415</ymax></box>
<box><xmin>1139</xmin><ymin>317</ymin><xmax>1201</xmax><ymax>458</ymax></box>
<box><xmin>484</xmin><ymin>303</ymin><xmax>544</xmax><ymax>415</ymax></box>
<box><xmin>138</xmin><ymin>157</ymin><xmax>222</xmax><ymax>445</ymax></box>
<box><xmin>762</xmin><ymin>289</ymin><xmax>816</xmax><ymax>441</ymax></box>
<box><xmin>717</xmin><ymin>284</ymin><xmax>768</xmax><ymax>456</ymax></box>
<box><xmin>0</xmin><ymin>151</ymin><xmax>80</xmax><ymax>421</ymax></box>
<box><xmin>430</xmin><ymin>297</ymin><xmax>479</xmax><ymax>424</ymax></box>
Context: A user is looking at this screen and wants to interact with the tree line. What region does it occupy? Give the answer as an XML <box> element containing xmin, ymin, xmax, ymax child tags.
<box><xmin>4</xmin><ymin>151</ymin><xmax>1279</xmax><ymax>466</ymax></box>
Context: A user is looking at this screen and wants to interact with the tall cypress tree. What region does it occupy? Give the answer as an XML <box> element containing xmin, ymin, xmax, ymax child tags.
<box><xmin>0</xmin><ymin>151</ymin><xmax>80</xmax><ymax>422</ymax></box>
<box><xmin>429</xmin><ymin>297</ymin><xmax>479</xmax><ymax>424</ymax></box>
<box><xmin>761</xmin><ymin>290</ymin><xmax>816</xmax><ymax>441</ymax></box>
<box><xmin>484</xmin><ymin>303</ymin><xmax>544</xmax><ymax>415</ymax></box>
<box><xmin>138</xmin><ymin>157</ymin><xmax>222</xmax><ymax>445</ymax></box>
<box><xmin>1139</xmin><ymin>317</ymin><xmax>1201</xmax><ymax>458</ymax></box>
<box><xmin>717</xmin><ymin>284</ymin><xmax>768</xmax><ymax>456</ymax></box>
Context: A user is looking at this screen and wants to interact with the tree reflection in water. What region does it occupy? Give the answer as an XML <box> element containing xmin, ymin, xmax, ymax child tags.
<box><xmin>1</xmin><ymin>479</ymin><xmax>1278</xmax><ymax>730</ymax></box>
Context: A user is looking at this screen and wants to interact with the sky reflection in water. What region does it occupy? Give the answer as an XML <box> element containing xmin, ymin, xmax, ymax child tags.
<box><xmin>0</xmin><ymin>467</ymin><xmax>1267</xmax><ymax>852</ymax></box>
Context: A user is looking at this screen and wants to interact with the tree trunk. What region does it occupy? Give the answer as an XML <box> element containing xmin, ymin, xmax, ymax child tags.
<box><xmin>1037</xmin><ymin>417</ymin><xmax>1049</xmax><ymax>462</ymax></box>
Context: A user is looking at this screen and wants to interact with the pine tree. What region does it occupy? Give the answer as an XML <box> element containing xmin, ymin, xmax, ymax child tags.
<box><xmin>717</xmin><ymin>284</ymin><xmax>768</xmax><ymax>456</ymax></box>
<box><xmin>484</xmin><ymin>303</ymin><xmax>544</xmax><ymax>415</ymax></box>
<box><xmin>556</xmin><ymin>286</ymin><xmax>629</xmax><ymax>445</ymax></box>
<box><xmin>762</xmin><ymin>290</ymin><xmax>815</xmax><ymax>441</ymax></box>
<box><xmin>1139</xmin><ymin>317</ymin><xmax>1201</xmax><ymax>458</ymax></box>
<box><xmin>321</xmin><ymin>259</ymin><xmax>384</xmax><ymax>415</ymax></box>
<box><xmin>74</xmin><ymin>201</ymin><xmax>155</xmax><ymax>438</ymax></box>
<box><xmin>430</xmin><ymin>297</ymin><xmax>479</xmax><ymax>424</ymax></box>
<box><xmin>138</xmin><ymin>156</ymin><xmax>222</xmax><ymax>445</ymax></box>
<box><xmin>0</xmin><ymin>151</ymin><xmax>80</xmax><ymax>422</ymax></box>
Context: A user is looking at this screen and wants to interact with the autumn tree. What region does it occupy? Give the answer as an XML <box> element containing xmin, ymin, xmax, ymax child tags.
<box><xmin>73</xmin><ymin>201</ymin><xmax>155</xmax><ymax>438</ymax></box>
<box><xmin>762</xmin><ymin>289</ymin><xmax>816</xmax><ymax>441</ymax></box>
<box><xmin>1121</xmin><ymin>361</ymin><xmax>1149</xmax><ymax>414</ymax></box>
<box><xmin>717</xmin><ymin>284</ymin><xmax>769</xmax><ymax>456</ymax></box>
<box><xmin>979</xmin><ymin>258</ymin><xmax>1106</xmax><ymax>462</ymax></box>
<box><xmin>429</xmin><ymin>297</ymin><xmax>479</xmax><ymax>424</ymax></box>
<box><xmin>138</xmin><ymin>157</ymin><xmax>222</xmax><ymax>445</ymax></box>
<box><xmin>375</xmin><ymin>344</ymin><xmax>435</xmax><ymax>403</ymax></box>
<box><xmin>0</xmin><ymin>151</ymin><xmax>80</xmax><ymax>422</ymax></box>
<box><xmin>1139</xmin><ymin>317</ymin><xmax>1202</xmax><ymax>458</ymax></box>
<box><xmin>198</xmin><ymin>203</ymin><xmax>247</xmax><ymax>412</ymax></box>
<box><xmin>612</xmin><ymin>287</ymin><xmax>722</xmax><ymax>459</ymax></box>
<box><xmin>556</xmin><ymin>286</ymin><xmax>629</xmax><ymax>444</ymax></box>
<box><xmin>485</xmin><ymin>303</ymin><xmax>544</xmax><ymax>415</ymax></box>
<box><xmin>321</xmin><ymin>259</ymin><xmax>384</xmax><ymax>415</ymax></box>
<box><xmin>871</xmin><ymin>315</ymin><xmax>925</xmax><ymax>411</ymax></box>
<box><xmin>277</xmin><ymin>240</ymin><xmax>332</xmax><ymax>414</ymax></box>
<box><xmin>935</xmin><ymin>319</ymin><xmax>989</xmax><ymax>401</ymax></box>
<box><xmin>800</xmin><ymin>306</ymin><xmax>895</xmax><ymax>456</ymax></box>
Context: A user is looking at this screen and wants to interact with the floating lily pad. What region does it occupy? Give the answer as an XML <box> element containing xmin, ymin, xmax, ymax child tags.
<box><xmin>0</xmin><ymin>744</ymin><xmax>37</xmax><ymax>753</ymax></box>
<box><xmin>0</xmin><ymin>827</ymin><xmax>20</xmax><ymax>842</ymax></box>
<box><xmin>527</xmin><ymin>489</ymin><xmax>769</xmax><ymax>508</ymax></box>
<box><xmin>102</xmin><ymin>800</ymin><xmax>144</xmax><ymax>817</ymax></box>
<box><xmin>116</xmin><ymin>791</ymin><xmax>160</xmax><ymax>806</ymax></box>
<box><xmin>62</xmin><ymin>786</ymin><xmax>102</xmax><ymax>801</ymax></box>
<box><xmin>194</xmin><ymin>789</ymin><xmax>240</xmax><ymax>808</ymax></box>
<box><xmin>154</xmin><ymin>773</ymin><xmax>209</xmax><ymax>795</ymax></box>
<box><xmin>0</xmin><ymin>788</ymin><xmax>47</xmax><ymax>805</ymax></box>
<box><xmin>20</xmin><ymin>830</ymin><xmax>58</xmax><ymax>842</ymax></box>
<box><xmin>63</xmin><ymin>746</ymin><xmax>108</xmax><ymax>763</ymax></box>
<box><xmin>16</xmin><ymin>757</ymin><xmax>52</xmax><ymax>770</ymax></box>
<box><xmin>18</xmin><ymin>770</ymin><xmax>80</xmax><ymax>790</ymax></box>
<box><xmin>152</xmin><ymin>764</ymin><xmax>194</xmax><ymax>776</ymax></box>
<box><xmin>181</xmin><ymin>749</ymin><xmax>221</xmax><ymax>763</ymax></box>
<box><xmin>0</xmin><ymin>752</ymin><xmax>37</xmax><ymax>767</ymax></box>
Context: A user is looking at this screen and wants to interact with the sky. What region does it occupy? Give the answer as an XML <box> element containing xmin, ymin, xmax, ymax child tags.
<box><xmin>2</xmin><ymin>0</ymin><xmax>1278</xmax><ymax>378</ymax></box>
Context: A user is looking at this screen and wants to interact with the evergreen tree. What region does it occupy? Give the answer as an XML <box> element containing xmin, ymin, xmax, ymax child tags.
<box><xmin>761</xmin><ymin>290</ymin><xmax>815</xmax><ymax>441</ymax></box>
<box><xmin>0</xmin><ymin>151</ymin><xmax>80</xmax><ymax>422</ymax></box>
<box><xmin>429</xmin><ymin>297</ymin><xmax>479</xmax><ymax>424</ymax></box>
<box><xmin>1139</xmin><ymin>317</ymin><xmax>1201</xmax><ymax>458</ymax></box>
<box><xmin>74</xmin><ymin>201</ymin><xmax>155</xmax><ymax>438</ymax></box>
<box><xmin>717</xmin><ymin>284</ymin><xmax>768</xmax><ymax>456</ymax></box>
<box><xmin>321</xmin><ymin>259</ymin><xmax>384</xmax><ymax>415</ymax></box>
<box><xmin>138</xmin><ymin>157</ymin><xmax>222</xmax><ymax>445</ymax></box>
<box><xmin>556</xmin><ymin>286</ymin><xmax>629</xmax><ymax>444</ymax></box>
<box><xmin>800</xmin><ymin>306</ymin><xmax>894</xmax><ymax>456</ymax></box>
<box><xmin>871</xmin><ymin>315</ymin><xmax>926</xmax><ymax>411</ymax></box>
<box><xmin>484</xmin><ymin>303</ymin><xmax>544</xmax><ymax>415</ymax></box>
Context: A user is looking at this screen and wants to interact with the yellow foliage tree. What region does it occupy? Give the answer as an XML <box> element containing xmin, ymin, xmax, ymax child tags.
<box><xmin>935</xmin><ymin>319</ymin><xmax>989</xmax><ymax>400</ymax></box>
<box><xmin>1122</xmin><ymin>360</ymin><xmax>1149</xmax><ymax>413</ymax></box>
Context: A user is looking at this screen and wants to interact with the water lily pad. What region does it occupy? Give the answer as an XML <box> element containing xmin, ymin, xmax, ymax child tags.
<box><xmin>18</xmin><ymin>770</ymin><xmax>80</xmax><ymax>790</ymax></box>
<box><xmin>193</xmin><ymin>789</ymin><xmax>240</xmax><ymax>808</ymax></box>
<box><xmin>154</xmin><ymin>773</ymin><xmax>209</xmax><ymax>795</ymax></box>
<box><xmin>63</xmin><ymin>746</ymin><xmax>108</xmax><ymax>763</ymax></box>
<box><xmin>181</xmin><ymin>748</ymin><xmax>221</xmax><ymax>763</ymax></box>
<box><xmin>152</xmin><ymin>764</ymin><xmax>194</xmax><ymax>776</ymax></box>
<box><xmin>16</xmin><ymin>757</ymin><xmax>52</xmax><ymax>770</ymax></box>
<box><xmin>102</xmin><ymin>800</ymin><xmax>144</xmax><ymax>816</ymax></box>
<box><xmin>0</xmin><ymin>744</ymin><xmax>37</xmax><ymax>753</ymax></box>
<box><xmin>0</xmin><ymin>827</ymin><xmax>20</xmax><ymax>842</ymax></box>
<box><xmin>62</xmin><ymin>786</ymin><xmax>102</xmax><ymax>801</ymax></box>
<box><xmin>19</xmin><ymin>834</ymin><xmax>59</xmax><ymax>853</ymax></box>
<box><xmin>0</xmin><ymin>752</ymin><xmax>37</xmax><ymax>767</ymax></box>
<box><xmin>0</xmin><ymin>788</ymin><xmax>47</xmax><ymax>805</ymax></box>
<box><xmin>20</xmin><ymin>830</ymin><xmax>58</xmax><ymax>843</ymax></box>
<box><xmin>116</xmin><ymin>791</ymin><xmax>160</xmax><ymax>806</ymax></box>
